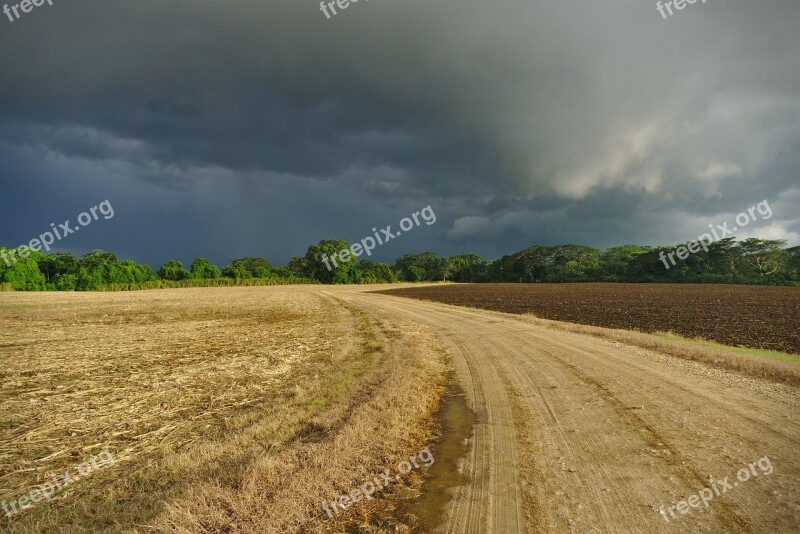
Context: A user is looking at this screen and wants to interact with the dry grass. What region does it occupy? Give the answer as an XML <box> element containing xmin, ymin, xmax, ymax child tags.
<box><xmin>156</xmin><ymin>310</ymin><xmax>449</xmax><ymax>533</ymax></box>
<box><xmin>97</xmin><ymin>278</ymin><xmax>315</xmax><ymax>291</ymax></box>
<box><xmin>0</xmin><ymin>287</ymin><xmax>449</xmax><ymax>533</ymax></box>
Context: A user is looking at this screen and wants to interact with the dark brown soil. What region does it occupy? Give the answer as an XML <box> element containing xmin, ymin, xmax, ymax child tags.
<box><xmin>377</xmin><ymin>283</ymin><xmax>800</xmax><ymax>354</ymax></box>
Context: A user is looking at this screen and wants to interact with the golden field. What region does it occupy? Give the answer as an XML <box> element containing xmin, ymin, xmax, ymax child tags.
<box><xmin>0</xmin><ymin>287</ymin><xmax>449</xmax><ymax>533</ymax></box>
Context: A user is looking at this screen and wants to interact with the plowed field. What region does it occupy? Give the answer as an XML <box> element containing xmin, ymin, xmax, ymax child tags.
<box><xmin>378</xmin><ymin>283</ymin><xmax>800</xmax><ymax>354</ymax></box>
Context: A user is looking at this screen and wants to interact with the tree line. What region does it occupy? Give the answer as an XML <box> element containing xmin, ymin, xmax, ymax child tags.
<box><xmin>1</xmin><ymin>237</ymin><xmax>798</xmax><ymax>291</ymax></box>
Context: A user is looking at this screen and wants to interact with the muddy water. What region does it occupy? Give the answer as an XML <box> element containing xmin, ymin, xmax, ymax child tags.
<box><xmin>409</xmin><ymin>376</ymin><xmax>477</xmax><ymax>532</ymax></box>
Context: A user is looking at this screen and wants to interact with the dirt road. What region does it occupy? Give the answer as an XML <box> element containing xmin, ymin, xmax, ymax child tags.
<box><xmin>331</xmin><ymin>287</ymin><xmax>800</xmax><ymax>534</ymax></box>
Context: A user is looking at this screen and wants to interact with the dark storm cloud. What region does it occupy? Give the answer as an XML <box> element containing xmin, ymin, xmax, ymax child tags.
<box><xmin>1</xmin><ymin>0</ymin><xmax>798</xmax><ymax>266</ymax></box>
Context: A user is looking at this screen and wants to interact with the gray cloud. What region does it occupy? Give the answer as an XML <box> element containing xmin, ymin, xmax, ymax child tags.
<box><xmin>1</xmin><ymin>0</ymin><xmax>798</xmax><ymax>266</ymax></box>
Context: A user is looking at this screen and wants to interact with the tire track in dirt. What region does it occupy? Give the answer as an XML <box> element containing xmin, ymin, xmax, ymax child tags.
<box><xmin>441</xmin><ymin>337</ymin><xmax>492</xmax><ymax>534</ymax></box>
<box><xmin>475</xmin><ymin>320</ymin><xmax>754</xmax><ymax>532</ymax></box>
<box><xmin>335</xmin><ymin>292</ymin><xmax>525</xmax><ymax>533</ymax></box>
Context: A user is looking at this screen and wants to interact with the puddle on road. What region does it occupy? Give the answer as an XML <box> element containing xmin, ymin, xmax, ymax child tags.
<box><xmin>408</xmin><ymin>374</ymin><xmax>476</xmax><ymax>532</ymax></box>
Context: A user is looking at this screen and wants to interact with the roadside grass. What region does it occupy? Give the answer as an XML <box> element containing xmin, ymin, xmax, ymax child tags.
<box><xmin>0</xmin><ymin>282</ymin><xmax>13</xmax><ymax>291</ymax></box>
<box><xmin>157</xmin><ymin>303</ymin><xmax>450</xmax><ymax>533</ymax></box>
<box><xmin>0</xmin><ymin>287</ymin><xmax>449</xmax><ymax>533</ymax></box>
<box><xmin>540</xmin><ymin>320</ymin><xmax>800</xmax><ymax>387</ymax></box>
<box><xmin>654</xmin><ymin>332</ymin><xmax>800</xmax><ymax>364</ymax></box>
<box><xmin>96</xmin><ymin>277</ymin><xmax>315</xmax><ymax>291</ymax></box>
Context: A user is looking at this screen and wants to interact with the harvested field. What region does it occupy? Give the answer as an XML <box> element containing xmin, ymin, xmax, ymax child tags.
<box><xmin>378</xmin><ymin>283</ymin><xmax>800</xmax><ymax>354</ymax></box>
<box><xmin>0</xmin><ymin>287</ymin><xmax>449</xmax><ymax>533</ymax></box>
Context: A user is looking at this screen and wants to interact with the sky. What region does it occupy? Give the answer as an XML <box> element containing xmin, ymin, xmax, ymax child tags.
<box><xmin>1</xmin><ymin>0</ymin><xmax>798</xmax><ymax>268</ymax></box>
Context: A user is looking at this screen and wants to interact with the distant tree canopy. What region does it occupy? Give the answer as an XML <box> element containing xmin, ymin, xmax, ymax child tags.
<box><xmin>221</xmin><ymin>257</ymin><xmax>288</xmax><ymax>279</ymax></box>
<box><xmin>357</xmin><ymin>259</ymin><xmax>398</xmax><ymax>284</ymax></box>
<box><xmin>0</xmin><ymin>248</ymin><xmax>158</xmax><ymax>291</ymax></box>
<box><xmin>158</xmin><ymin>260</ymin><xmax>190</xmax><ymax>281</ymax></box>
<box><xmin>1</xmin><ymin>237</ymin><xmax>798</xmax><ymax>291</ymax></box>
<box><xmin>302</xmin><ymin>239</ymin><xmax>358</xmax><ymax>284</ymax></box>
<box><xmin>189</xmin><ymin>258</ymin><xmax>221</xmax><ymax>279</ymax></box>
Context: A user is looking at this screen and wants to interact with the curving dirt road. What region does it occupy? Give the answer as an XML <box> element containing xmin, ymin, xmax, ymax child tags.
<box><xmin>331</xmin><ymin>287</ymin><xmax>800</xmax><ymax>534</ymax></box>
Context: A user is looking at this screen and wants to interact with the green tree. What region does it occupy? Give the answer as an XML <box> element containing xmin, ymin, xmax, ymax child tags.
<box><xmin>77</xmin><ymin>250</ymin><xmax>120</xmax><ymax>290</ymax></box>
<box><xmin>221</xmin><ymin>262</ymin><xmax>250</xmax><ymax>279</ymax></box>
<box><xmin>408</xmin><ymin>266</ymin><xmax>426</xmax><ymax>282</ymax></box>
<box><xmin>394</xmin><ymin>252</ymin><xmax>441</xmax><ymax>281</ymax></box>
<box><xmin>600</xmin><ymin>245</ymin><xmax>647</xmax><ymax>279</ymax></box>
<box><xmin>736</xmin><ymin>239</ymin><xmax>790</xmax><ymax>279</ymax></box>
<box><xmin>434</xmin><ymin>257</ymin><xmax>455</xmax><ymax>281</ymax></box>
<box><xmin>304</xmin><ymin>240</ymin><xmax>358</xmax><ymax>284</ymax></box>
<box><xmin>222</xmin><ymin>257</ymin><xmax>279</xmax><ymax>279</ymax></box>
<box><xmin>357</xmin><ymin>260</ymin><xmax>397</xmax><ymax>283</ymax></box>
<box><xmin>81</xmin><ymin>250</ymin><xmax>118</xmax><ymax>271</ymax></box>
<box><xmin>37</xmin><ymin>252</ymin><xmax>79</xmax><ymax>285</ymax></box>
<box><xmin>512</xmin><ymin>246</ymin><xmax>552</xmax><ymax>282</ymax></box>
<box><xmin>54</xmin><ymin>273</ymin><xmax>78</xmax><ymax>291</ymax></box>
<box><xmin>449</xmin><ymin>254</ymin><xmax>485</xmax><ymax>282</ymax></box>
<box><xmin>190</xmin><ymin>258</ymin><xmax>221</xmax><ymax>279</ymax></box>
<box><xmin>2</xmin><ymin>256</ymin><xmax>47</xmax><ymax>290</ymax></box>
<box><xmin>704</xmin><ymin>238</ymin><xmax>740</xmax><ymax>277</ymax></box>
<box><xmin>628</xmin><ymin>247</ymin><xmax>671</xmax><ymax>280</ymax></box>
<box><xmin>787</xmin><ymin>246</ymin><xmax>800</xmax><ymax>281</ymax></box>
<box><xmin>287</xmin><ymin>256</ymin><xmax>310</xmax><ymax>278</ymax></box>
<box><xmin>547</xmin><ymin>245</ymin><xmax>601</xmax><ymax>280</ymax></box>
<box><xmin>158</xmin><ymin>260</ymin><xmax>190</xmax><ymax>281</ymax></box>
